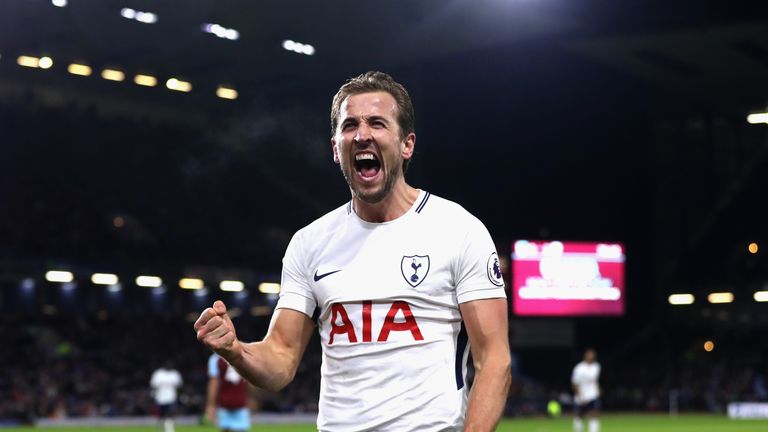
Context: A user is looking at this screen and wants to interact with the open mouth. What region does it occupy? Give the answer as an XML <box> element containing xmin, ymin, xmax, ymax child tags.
<box><xmin>353</xmin><ymin>152</ymin><xmax>381</xmax><ymax>179</ymax></box>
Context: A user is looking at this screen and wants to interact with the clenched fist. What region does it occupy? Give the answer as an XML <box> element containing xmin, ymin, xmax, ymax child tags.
<box><xmin>194</xmin><ymin>300</ymin><xmax>242</xmax><ymax>361</ymax></box>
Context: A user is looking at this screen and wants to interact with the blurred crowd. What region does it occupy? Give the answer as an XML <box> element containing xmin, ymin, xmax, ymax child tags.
<box><xmin>0</xmin><ymin>315</ymin><xmax>321</xmax><ymax>424</ymax></box>
<box><xmin>1</xmin><ymin>314</ymin><xmax>767</xmax><ymax>423</ymax></box>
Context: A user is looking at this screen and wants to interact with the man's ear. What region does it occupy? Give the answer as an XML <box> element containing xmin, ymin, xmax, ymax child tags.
<box><xmin>401</xmin><ymin>132</ymin><xmax>416</xmax><ymax>161</ymax></box>
<box><xmin>331</xmin><ymin>137</ymin><xmax>340</xmax><ymax>164</ymax></box>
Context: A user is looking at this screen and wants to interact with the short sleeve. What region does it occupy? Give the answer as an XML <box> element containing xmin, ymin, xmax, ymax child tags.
<box><xmin>275</xmin><ymin>230</ymin><xmax>317</xmax><ymax>317</ymax></box>
<box><xmin>455</xmin><ymin>215</ymin><xmax>507</xmax><ymax>304</ymax></box>
<box><xmin>207</xmin><ymin>354</ymin><xmax>219</xmax><ymax>378</ymax></box>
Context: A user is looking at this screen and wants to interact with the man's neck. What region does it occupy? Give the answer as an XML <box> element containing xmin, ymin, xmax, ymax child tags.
<box><xmin>352</xmin><ymin>181</ymin><xmax>420</xmax><ymax>223</ymax></box>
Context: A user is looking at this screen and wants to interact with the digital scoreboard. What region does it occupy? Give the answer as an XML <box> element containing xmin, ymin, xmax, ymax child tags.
<box><xmin>512</xmin><ymin>240</ymin><xmax>625</xmax><ymax>316</ymax></box>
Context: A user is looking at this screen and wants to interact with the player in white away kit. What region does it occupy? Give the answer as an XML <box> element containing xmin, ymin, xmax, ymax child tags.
<box><xmin>195</xmin><ymin>71</ymin><xmax>512</xmax><ymax>431</ymax></box>
<box><xmin>571</xmin><ymin>349</ymin><xmax>601</xmax><ymax>432</ymax></box>
<box><xmin>150</xmin><ymin>362</ymin><xmax>183</xmax><ymax>432</ymax></box>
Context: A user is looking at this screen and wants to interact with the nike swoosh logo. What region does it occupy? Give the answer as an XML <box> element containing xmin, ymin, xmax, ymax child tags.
<box><xmin>314</xmin><ymin>269</ymin><xmax>342</xmax><ymax>282</ymax></box>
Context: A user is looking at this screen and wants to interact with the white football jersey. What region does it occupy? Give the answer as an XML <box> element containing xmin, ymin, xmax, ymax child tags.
<box><xmin>276</xmin><ymin>190</ymin><xmax>507</xmax><ymax>432</ymax></box>
<box><xmin>571</xmin><ymin>361</ymin><xmax>601</xmax><ymax>404</ymax></box>
<box><xmin>150</xmin><ymin>368</ymin><xmax>183</xmax><ymax>405</ymax></box>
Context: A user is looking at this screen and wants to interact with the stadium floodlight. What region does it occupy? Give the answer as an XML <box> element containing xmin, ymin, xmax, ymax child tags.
<box><xmin>120</xmin><ymin>8</ymin><xmax>136</xmax><ymax>19</ymax></box>
<box><xmin>134</xmin><ymin>74</ymin><xmax>158</xmax><ymax>87</ymax></box>
<box><xmin>748</xmin><ymin>242</ymin><xmax>759</xmax><ymax>254</ymax></box>
<box><xmin>282</xmin><ymin>39</ymin><xmax>315</xmax><ymax>56</ymax></box>
<box><xmin>747</xmin><ymin>113</ymin><xmax>768</xmax><ymax>124</ymax></box>
<box><xmin>707</xmin><ymin>292</ymin><xmax>734</xmax><ymax>304</ymax></box>
<box><xmin>38</xmin><ymin>57</ymin><xmax>53</xmax><ymax>69</ymax></box>
<box><xmin>121</xmin><ymin>8</ymin><xmax>158</xmax><ymax>24</ymax></box>
<box><xmin>216</xmin><ymin>86</ymin><xmax>238</xmax><ymax>100</ymax></box>
<box><xmin>258</xmin><ymin>282</ymin><xmax>281</xmax><ymax>294</ymax></box>
<box><xmin>91</xmin><ymin>273</ymin><xmax>119</xmax><ymax>285</ymax></box>
<box><xmin>179</xmin><ymin>278</ymin><xmax>204</xmax><ymax>290</ymax></box>
<box><xmin>754</xmin><ymin>291</ymin><xmax>768</xmax><ymax>302</ymax></box>
<box><xmin>45</xmin><ymin>270</ymin><xmax>74</xmax><ymax>283</ymax></box>
<box><xmin>17</xmin><ymin>55</ymin><xmax>40</xmax><ymax>68</ymax></box>
<box><xmin>102</xmin><ymin>69</ymin><xmax>125</xmax><ymax>82</ymax></box>
<box><xmin>135</xmin><ymin>12</ymin><xmax>158</xmax><ymax>24</ymax></box>
<box><xmin>52</xmin><ymin>0</ymin><xmax>67</xmax><ymax>7</ymax></box>
<box><xmin>136</xmin><ymin>275</ymin><xmax>163</xmax><ymax>287</ymax></box>
<box><xmin>166</xmin><ymin>78</ymin><xmax>192</xmax><ymax>92</ymax></box>
<box><xmin>220</xmin><ymin>280</ymin><xmax>245</xmax><ymax>292</ymax></box>
<box><xmin>668</xmin><ymin>293</ymin><xmax>694</xmax><ymax>305</ymax></box>
<box><xmin>68</xmin><ymin>63</ymin><xmax>92</xmax><ymax>76</ymax></box>
<box><xmin>202</xmin><ymin>23</ymin><xmax>240</xmax><ymax>41</ymax></box>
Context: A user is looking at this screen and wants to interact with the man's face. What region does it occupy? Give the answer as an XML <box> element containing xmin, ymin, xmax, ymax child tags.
<box><xmin>332</xmin><ymin>91</ymin><xmax>414</xmax><ymax>204</ymax></box>
<box><xmin>585</xmin><ymin>349</ymin><xmax>596</xmax><ymax>363</ymax></box>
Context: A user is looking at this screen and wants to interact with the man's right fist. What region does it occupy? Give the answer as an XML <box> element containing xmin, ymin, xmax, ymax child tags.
<box><xmin>194</xmin><ymin>300</ymin><xmax>241</xmax><ymax>360</ymax></box>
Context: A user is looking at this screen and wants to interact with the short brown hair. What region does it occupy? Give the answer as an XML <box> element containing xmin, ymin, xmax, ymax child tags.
<box><xmin>331</xmin><ymin>71</ymin><xmax>415</xmax><ymax>172</ymax></box>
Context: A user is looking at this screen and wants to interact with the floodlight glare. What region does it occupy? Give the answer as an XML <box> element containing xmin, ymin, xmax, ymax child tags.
<box><xmin>46</xmin><ymin>270</ymin><xmax>74</xmax><ymax>283</ymax></box>
<box><xmin>668</xmin><ymin>293</ymin><xmax>694</xmax><ymax>305</ymax></box>
<box><xmin>220</xmin><ymin>280</ymin><xmax>245</xmax><ymax>292</ymax></box>
<box><xmin>17</xmin><ymin>55</ymin><xmax>40</xmax><ymax>68</ymax></box>
<box><xmin>68</xmin><ymin>63</ymin><xmax>92</xmax><ymax>76</ymax></box>
<box><xmin>216</xmin><ymin>86</ymin><xmax>238</xmax><ymax>100</ymax></box>
<box><xmin>38</xmin><ymin>57</ymin><xmax>53</xmax><ymax>69</ymax></box>
<box><xmin>166</xmin><ymin>78</ymin><xmax>192</xmax><ymax>92</ymax></box>
<box><xmin>134</xmin><ymin>74</ymin><xmax>158</xmax><ymax>87</ymax></box>
<box><xmin>747</xmin><ymin>113</ymin><xmax>768</xmax><ymax>124</ymax></box>
<box><xmin>91</xmin><ymin>273</ymin><xmax>119</xmax><ymax>285</ymax></box>
<box><xmin>258</xmin><ymin>282</ymin><xmax>281</xmax><ymax>294</ymax></box>
<box><xmin>136</xmin><ymin>275</ymin><xmax>163</xmax><ymax>287</ymax></box>
<box><xmin>179</xmin><ymin>278</ymin><xmax>204</xmax><ymax>289</ymax></box>
<box><xmin>102</xmin><ymin>69</ymin><xmax>126</xmax><ymax>82</ymax></box>
<box><xmin>707</xmin><ymin>292</ymin><xmax>734</xmax><ymax>304</ymax></box>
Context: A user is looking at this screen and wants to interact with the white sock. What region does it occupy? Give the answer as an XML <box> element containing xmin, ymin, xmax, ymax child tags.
<box><xmin>163</xmin><ymin>419</ymin><xmax>174</xmax><ymax>432</ymax></box>
<box><xmin>588</xmin><ymin>418</ymin><xmax>600</xmax><ymax>432</ymax></box>
<box><xmin>573</xmin><ymin>418</ymin><xmax>583</xmax><ymax>432</ymax></box>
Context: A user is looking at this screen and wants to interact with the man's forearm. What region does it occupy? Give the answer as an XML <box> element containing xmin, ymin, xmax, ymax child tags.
<box><xmin>464</xmin><ymin>356</ymin><xmax>512</xmax><ymax>432</ymax></box>
<box><xmin>226</xmin><ymin>340</ymin><xmax>298</xmax><ymax>392</ymax></box>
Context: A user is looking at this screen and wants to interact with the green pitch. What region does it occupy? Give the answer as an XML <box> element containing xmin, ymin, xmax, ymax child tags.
<box><xmin>5</xmin><ymin>415</ymin><xmax>767</xmax><ymax>431</ymax></box>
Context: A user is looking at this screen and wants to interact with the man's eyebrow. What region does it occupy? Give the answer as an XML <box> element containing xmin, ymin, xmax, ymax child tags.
<box><xmin>362</xmin><ymin>115</ymin><xmax>389</xmax><ymax>123</ymax></box>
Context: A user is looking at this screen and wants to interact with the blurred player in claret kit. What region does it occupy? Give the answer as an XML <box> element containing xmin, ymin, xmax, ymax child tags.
<box><xmin>206</xmin><ymin>353</ymin><xmax>250</xmax><ymax>432</ymax></box>
<box><xmin>571</xmin><ymin>349</ymin><xmax>601</xmax><ymax>432</ymax></box>
<box><xmin>195</xmin><ymin>71</ymin><xmax>511</xmax><ymax>431</ymax></box>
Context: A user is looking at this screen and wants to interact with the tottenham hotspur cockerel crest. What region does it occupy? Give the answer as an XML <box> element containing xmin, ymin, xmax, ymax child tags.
<box><xmin>401</xmin><ymin>255</ymin><xmax>430</xmax><ymax>288</ymax></box>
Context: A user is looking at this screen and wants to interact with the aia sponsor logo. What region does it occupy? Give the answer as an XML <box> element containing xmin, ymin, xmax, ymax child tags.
<box><xmin>328</xmin><ymin>301</ymin><xmax>424</xmax><ymax>344</ymax></box>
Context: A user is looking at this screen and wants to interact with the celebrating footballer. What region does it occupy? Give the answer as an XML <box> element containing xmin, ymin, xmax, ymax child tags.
<box><xmin>195</xmin><ymin>71</ymin><xmax>511</xmax><ymax>431</ymax></box>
